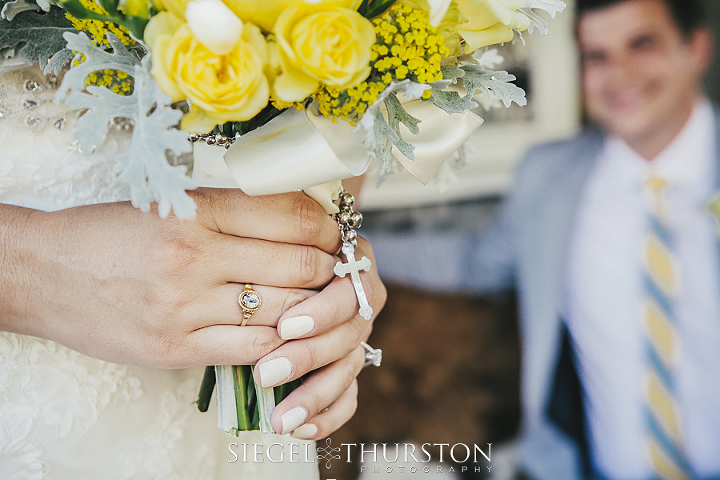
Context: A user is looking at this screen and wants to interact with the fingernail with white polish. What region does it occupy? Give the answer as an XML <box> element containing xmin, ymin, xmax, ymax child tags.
<box><xmin>292</xmin><ymin>423</ymin><xmax>318</xmax><ymax>439</ymax></box>
<box><xmin>280</xmin><ymin>315</ymin><xmax>315</xmax><ymax>340</ymax></box>
<box><xmin>281</xmin><ymin>407</ymin><xmax>307</xmax><ymax>434</ymax></box>
<box><xmin>258</xmin><ymin>357</ymin><xmax>292</xmax><ymax>388</ymax></box>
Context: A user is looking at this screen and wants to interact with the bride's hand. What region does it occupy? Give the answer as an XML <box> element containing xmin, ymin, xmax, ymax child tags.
<box><xmin>258</xmin><ymin>238</ymin><xmax>386</xmax><ymax>438</ymax></box>
<box><xmin>0</xmin><ymin>188</ymin><xmax>358</xmax><ymax>367</ymax></box>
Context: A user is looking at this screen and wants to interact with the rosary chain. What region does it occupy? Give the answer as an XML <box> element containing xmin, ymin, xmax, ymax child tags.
<box><xmin>188</xmin><ymin>132</ymin><xmax>240</xmax><ymax>150</ymax></box>
<box><xmin>334</xmin><ymin>188</ymin><xmax>363</xmax><ymax>247</ymax></box>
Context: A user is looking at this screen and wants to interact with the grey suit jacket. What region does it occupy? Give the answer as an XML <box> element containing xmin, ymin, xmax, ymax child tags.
<box><xmin>466</xmin><ymin>122</ymin><xmax>720</xmax><ymax>480</ymax></box>
<box><xmin>464</xmin><ymin>130</ymin><xmax>606</xmax><ymax>480</ymax></box>
<box><xmin>368</xmin><ymin>122</ymin><xmax>719</xmax><ymax>480</ymax></box>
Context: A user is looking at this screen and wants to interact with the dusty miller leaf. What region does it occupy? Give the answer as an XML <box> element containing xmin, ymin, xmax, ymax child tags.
<box><xmin>111</xmin><ymin>65</ymin><xmax>195</xmax><ymax>219</ymax></box>
<box><xmin>429</xmin><ymin>85</ymin><xmax>478</xmax><ymax>114</ymax></box>
<box><xmin>366</xmin><ymin>108</ymin><xmax>397</xmax><ymax>158</ymax></box>
<box><xmin>1</xmin><ymin>0</ymin><xmax>51</xmax><ymax>21</ymax></box>
<box><xmin>44</xmin><ymin>47</ymin><xmax>73</xmax><ymax>74</ymax></box>
<box><xmin>521</xmin><ymin>0</ymin><xmax>566</xmax><ymax>35</ymax></box>
<box><xmin>384</xmin><ymin>93</ymin><xmax>420</xmax><ymax>136</ymax></box>
<box><xmin>440</xmin><ymin>64</ymin><xmax>464</xmax><ymax>83</ymax></box>
<box><xmin>62</xmin><ymin>36</ymin><xmax>195</xmax><ymax>218</ymax></box>
<box><xmin>2</xmin><ymin>0</ymin><xmax>40</xmax><ymax>21</ymax></box>
<box><xmin>456</xmin><ymin>54</ymin><xmax>478</xmax><ymax>65</ymax></box>
<box><xmin>459</xmin><ymin>64</ymin><xmax>526</xmax><ymax>108</ymax></box>
<box><xmin>0</xmin><ymin>6</ymin><xmax>74</xmax><ymax>66</ymax></box>
<box><xmin>432</xmin><ymin>62</ymin><xmax>480</xmax><ymax>113</ymax></box>
<box><xmin>375</xmin><ymin>99</ymin><xmax>414</xmax><ymax>160</ymax></box>
<box><xmin>473</xmin><ymin>49</ymin><xmax>504</xmax><ymax>69</ymax></box>
<box><xmin>520</xmin><ymin>8</ymin><xmax>549</xmax><ymax>35</ymax></box>
<box><xmin>525</xmin><ymin>0</ymin><xmax>566</xmax><ymax>18</ymax></box>
<box><xmin>511</xmin><ymin>29</ymin><xmax>525</xmax><ymax>46</ymax></box>
<box><xmin>56</xmin><ymin>31</ymin><xmax>140</xmax><ymax>100</ymax></box>
<box><xmin>375</xmin><ymin>142</ymin><xmax>403</xmax><ymax>185</ymax></box>
<box><xmin>364</xmin><ymin>102</ymin><xmax>414</xmax><ymax>167</ymax></box>
<box><xmin>65</xmin><ymin>85</ymin><xmax>130</xmax><ymax>151</ymax></box>
<box><xmin>402</xmin><ymin>80</ymin><xmax>431</xmax><ymax>100</ymax></box>
<box><xmin>359</xmin><ymin>82</ymin><xmax>429</xmax><ymax>164</ymax></box>
<box><xmin>380</xmin><ymin>93</ymin><xmax>420</xmax><ymax>177</ymax></box>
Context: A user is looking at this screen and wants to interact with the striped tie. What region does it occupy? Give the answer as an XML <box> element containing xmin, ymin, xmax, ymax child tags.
<box><xmin>643</xmin><ymin>176</ymin><xmax>692</xmax><ymax>480</ymax></box>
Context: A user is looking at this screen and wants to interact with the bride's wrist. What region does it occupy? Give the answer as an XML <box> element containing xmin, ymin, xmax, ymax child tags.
<box><xmin>0</xmin><ymin>204</ymin><xmax>45</xmax><ymax>335</ymax></box>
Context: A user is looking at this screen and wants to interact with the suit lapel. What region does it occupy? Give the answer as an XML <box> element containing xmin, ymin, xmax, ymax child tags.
<box><xmin>538</xmin><ymin>131</ymin><xmax>605</xmax><ymax>324</ymax></box>
<box><xmin>520</xmin><ymin>130</ymin><xmax>605</xmax><ymax>426</ymax></box>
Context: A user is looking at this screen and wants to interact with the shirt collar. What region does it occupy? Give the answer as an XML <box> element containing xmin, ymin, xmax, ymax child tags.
<box><xmin>600</xmin><ymin>99</ymin><xmax>717</xmax><ymax>196</ymax></box>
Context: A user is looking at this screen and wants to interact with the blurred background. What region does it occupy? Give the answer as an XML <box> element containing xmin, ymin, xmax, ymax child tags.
<box><xmin>322</xmin><ymin>1</ymin><xmax>720</xmax><ymax>479</ymax></box>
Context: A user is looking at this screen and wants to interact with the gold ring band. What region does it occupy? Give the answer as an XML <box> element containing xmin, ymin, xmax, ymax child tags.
<box><xmin>238</xmin><ymin>284</ymin><xmax>261</xmax><ymax>326</ymax></box>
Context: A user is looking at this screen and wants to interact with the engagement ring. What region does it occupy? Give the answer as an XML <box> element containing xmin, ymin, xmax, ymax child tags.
<box><xmin>238</xmin><ymin>284</ymin><xmax>261</xmax><ymax>326</ymax></box>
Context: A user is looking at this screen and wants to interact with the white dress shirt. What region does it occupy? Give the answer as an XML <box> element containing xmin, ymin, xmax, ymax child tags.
<box><xmin>562</xmin><ymin>99</ymin><xmax>720</xmax><ymax>480</ymax></box>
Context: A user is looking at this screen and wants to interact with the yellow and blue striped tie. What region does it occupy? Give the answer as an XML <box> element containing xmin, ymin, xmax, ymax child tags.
<box><xmin>643</xmin><ymin>176</ymin><xmax>692</xmax><ymax>480</ymax></box>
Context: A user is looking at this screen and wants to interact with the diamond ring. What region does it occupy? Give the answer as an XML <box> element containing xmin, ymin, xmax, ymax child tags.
<box><xmin>238</xmin><ymin>284</ymin><xmax>261</xmax><ymax>326</ymax></box>
<box><xmin>361</xmin><ymin>341</ymin><xmax>382</xmax><ymax>368</ymax></box>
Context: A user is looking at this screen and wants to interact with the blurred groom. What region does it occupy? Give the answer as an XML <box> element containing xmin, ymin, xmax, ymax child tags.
<box><xmin>372</xmin><ymin>0</ymin><xmax>720</xmax><ymax>479</ymax></box>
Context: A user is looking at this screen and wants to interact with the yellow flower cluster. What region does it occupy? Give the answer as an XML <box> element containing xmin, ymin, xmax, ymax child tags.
<box><xmin>85</xmin><ymin>68</ymin><xmax>134</xmax><ymax>96</ymax></box>
<box><xmin>65</xmin><ymin>0</ymin><xmax>135</xmax><ymax>47</ymax></box>
<box><xmin>372</xmin><ymin>3</ymin><xmax>447</xmax><ymax>84</ymax></box>
<box><xmin>315</xmin><ymin>3</ymin><xmax>448</xmax><ymax>123</ymax></box>
<box><xmin>315</xmin><ymin>80</ymin><xmax>388</xmax><ymax>123</ymax></box>
<box><xmin>271</xmin><ymin>98</ymin><xmax>306</xmax><ymax>112</ymax></box>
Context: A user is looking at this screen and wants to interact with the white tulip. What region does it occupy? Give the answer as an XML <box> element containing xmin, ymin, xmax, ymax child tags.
<box><xmin>185</xmin><ymin>0</ymin><xmax>243</xmax><ymax>56</ymax></box>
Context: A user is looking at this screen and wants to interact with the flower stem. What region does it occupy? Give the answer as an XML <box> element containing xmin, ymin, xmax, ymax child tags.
<box><xmin>196</xmin><ymin>365</ymin><xmax>215</xmax><ymax>412</ymax></box>
<box><xmin>233</xmin><ymin>366</ymin><xmax>252</xmax><ymax>431</ymax></box>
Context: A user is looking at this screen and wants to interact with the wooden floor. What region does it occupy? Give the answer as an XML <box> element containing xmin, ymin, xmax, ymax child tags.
<box><xmin>321</xmin><ymin>285</ymin><xmax>522</xmax><ymax>480</ymax></box>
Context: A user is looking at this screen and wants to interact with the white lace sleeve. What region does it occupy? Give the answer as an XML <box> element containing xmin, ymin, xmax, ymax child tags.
<box><xmin>0</xmin><ymin>63</ymin><xmax>131</xmax><ymax>212</ymax></box>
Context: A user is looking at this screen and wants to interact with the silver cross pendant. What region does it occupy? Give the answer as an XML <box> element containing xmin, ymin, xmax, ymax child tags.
<box><xmin>334</xmin><ymin>241</ymin><xmax>373</xmax><ymax>320</ymax></box>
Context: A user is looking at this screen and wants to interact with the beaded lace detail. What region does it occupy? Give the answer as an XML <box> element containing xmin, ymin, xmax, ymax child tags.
<box><xmin>0</xmin><ymin>63</ymin><xmax>131</xmax><ymax>211</ymax></box>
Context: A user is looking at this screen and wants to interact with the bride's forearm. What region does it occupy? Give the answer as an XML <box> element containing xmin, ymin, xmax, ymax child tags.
<box><xmin>0</xmin><ymin>204</ymin><xmax>42</xmax><ymax>336</ymax></box>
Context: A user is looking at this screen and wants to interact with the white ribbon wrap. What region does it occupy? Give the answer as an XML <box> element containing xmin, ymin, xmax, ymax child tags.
<box><xmin>390</xmin><ymin>99</ymin><xmax>483</xmax><ymax>184</ymax></box>
<box><xmin>191</xmin><ymin>101</ymin><xmax>483</xmax><ymax>195</ymax></box>
<box><xmin>215</xmin><ymin>108</ymin><xmax>368</xmax><ymax>195</ymax></box>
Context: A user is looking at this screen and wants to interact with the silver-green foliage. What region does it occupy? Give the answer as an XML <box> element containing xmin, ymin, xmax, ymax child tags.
<box><xmin>459</xmin><ymin>64</ymin><xmax>527</xmax><ymax>108</ymax></box>
<box><xmin>436</xmin><ymin>59</ymin><xmax>526</xmax><ymax>111</ymax></box>
<box><xmin>360</xmin><ymin>80</ymin><xmax>427</xmax><ymax>177</ymax></box>
<box><xmin>522</xmin><ymin>0</ymin><xmax>566</xmax><ymax>35</ymax></box>
<box><xmin>1</xmin><ymin>0</ymin><xmax>50</xmax><ymax>22</ymax></box>
<box><xmin>58</xmin><ymin>32</ymin><xmax>196</xmax><ymax>218</ymax></box>
<box><xmin>0</xmin><ymin>5</ymin><xmax>73</xmax><ymax>66</ymax></box>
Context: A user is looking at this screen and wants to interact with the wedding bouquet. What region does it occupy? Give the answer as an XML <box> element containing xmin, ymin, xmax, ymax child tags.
<box><xmin>0</xmin><ymin>0</ymin><xmax>564</xmax><ymax>435</ymax></box>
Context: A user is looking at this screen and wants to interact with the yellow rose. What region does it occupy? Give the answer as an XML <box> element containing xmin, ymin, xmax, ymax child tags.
<box><xmin>270</xmin><ymin>5</ymin><xmax>375</xmax><ymax>102</ymax></box>
<box><xmin>455</xmin><ymin>0</ymin><xmax>530</xmax><ymax>53</ymax></box>
<box><xmin>152</xmin><ymin>0</ymin><xmax>188</xmax><ymax>19</ymax></box>
<box><xmin>144</xmin><ymin>11</ymin><xmax>270</xmax><ymax>132</ymax></box>
<box><xmin>220</xmin><ymin>0</ymin><xmax>362</xmax><ymax>33</ymax></box>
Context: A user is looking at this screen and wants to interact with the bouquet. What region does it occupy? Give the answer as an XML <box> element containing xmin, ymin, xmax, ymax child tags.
<box><xmin>0</xmin><ymin>0</ymin><xmax>564</xmax><ymax>434</ymax></box>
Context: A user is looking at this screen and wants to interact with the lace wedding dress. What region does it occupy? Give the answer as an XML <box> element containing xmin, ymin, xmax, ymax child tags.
<box><xmin>0</xmin><ymin>60</ymin><xmax>319</xmax><ymax>480</ymax></box>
